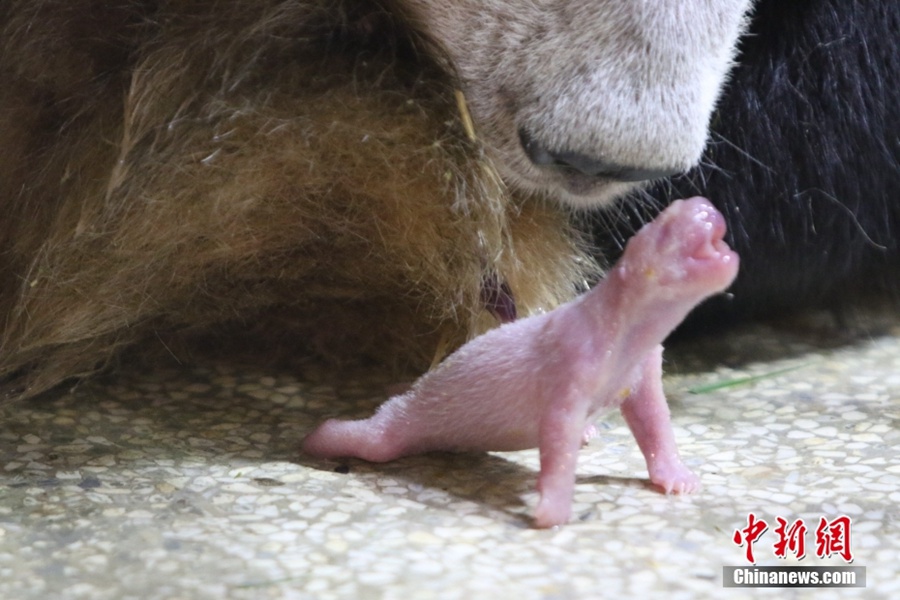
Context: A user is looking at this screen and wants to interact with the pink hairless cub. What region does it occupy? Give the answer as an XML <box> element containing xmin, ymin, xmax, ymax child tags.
<box><xmin>303</xmin><ymin>197</ymin><xmax>739</xmax><ymax>528</ymax></box>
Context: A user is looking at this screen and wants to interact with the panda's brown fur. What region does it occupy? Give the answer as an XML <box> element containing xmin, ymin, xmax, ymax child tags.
<box><xmin>0</xmin><ymin>0</ymin><xmax>596</xmax><ymax>400</ymax></box>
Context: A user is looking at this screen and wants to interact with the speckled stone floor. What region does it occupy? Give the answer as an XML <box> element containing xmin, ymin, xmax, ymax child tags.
<box><xmin>1</xmin><ymin>306</ymin><xmax>898</xmax><ymax>599</ymax></box>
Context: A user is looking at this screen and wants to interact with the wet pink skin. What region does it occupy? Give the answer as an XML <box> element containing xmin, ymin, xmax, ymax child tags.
<box><xmin>303</xmin><ymin>197</ymin><xmax>739</xmax><ymax>528</ymax></box>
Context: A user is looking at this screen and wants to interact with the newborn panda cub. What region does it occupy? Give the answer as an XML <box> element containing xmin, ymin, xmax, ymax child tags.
<box><xmin>304</xmin><ymin>198</ymin><xmax>739</xmax><ymax>527</ymax></box>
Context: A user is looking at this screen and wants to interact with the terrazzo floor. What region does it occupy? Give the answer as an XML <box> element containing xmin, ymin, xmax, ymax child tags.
<box><xmin>1</xmin><ymin>306</ymin><xmax>898</xmax><ymax>599</ymax></box>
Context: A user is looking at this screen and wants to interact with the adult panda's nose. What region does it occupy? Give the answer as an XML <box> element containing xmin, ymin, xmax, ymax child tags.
<box><xmin>518</xmin><ymin>128</ymin><xmax>682</xmax><ymax>183</ymax></box>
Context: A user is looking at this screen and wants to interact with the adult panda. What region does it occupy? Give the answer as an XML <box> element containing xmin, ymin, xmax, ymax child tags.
<box><xmin>594</xmin><ymin>0</ymin><xmax>900</xmax><ymax>329</ymax></box>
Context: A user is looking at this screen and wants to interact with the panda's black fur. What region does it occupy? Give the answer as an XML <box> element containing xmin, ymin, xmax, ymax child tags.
<box><xmin>594</xmin><ymin>0</ymin><xmax>900</xmax><ymax>330</ymax></box>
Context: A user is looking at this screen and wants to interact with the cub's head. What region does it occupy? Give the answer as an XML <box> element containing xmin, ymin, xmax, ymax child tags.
<box><xmin>397</xmin><ymin>0</ymin><xmax>753</xmax><ymax>207</ymax></box>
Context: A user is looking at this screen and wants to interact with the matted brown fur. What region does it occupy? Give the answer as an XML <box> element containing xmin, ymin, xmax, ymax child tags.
<box><xmin>0</xmin><ymin>0</ymin><xmax>596</xmax><ymax>400</ymax></box>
